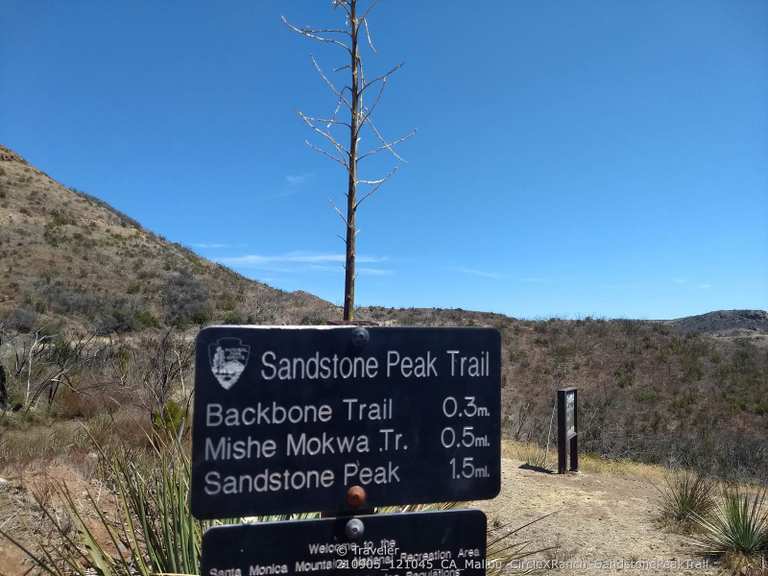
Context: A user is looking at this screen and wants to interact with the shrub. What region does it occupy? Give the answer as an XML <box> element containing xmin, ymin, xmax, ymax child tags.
<box><xmin>5</xmin><ymin>306</ymin><xmax>38</xmax><ymax>332</ymax></box>
<box><xmin>300</xmin><ymin>313</ymin><xmax>328</xmax><ymax>325</ymax></box>
<box><xmin>151</xmin><ymin>399</ymin><xmax>187</xmax><ymax>438</ymax></box>
<box><xmin>54</xmin><ymin>387</ymin><xmax>103</xmax><ymax>419</ymax></box>
<box><xmin>135</xmin><ymin>308</ymin><xmax>160</xmax><ymax>329</ymax></box>
<box><xmin>635</xmin><ymin>388</ymin><xmax>658</xmax><ymax>403</ymax></box>
<box><xmin>690</xmin><ymin>485</ymin><xmax>768</xmax><ymax>571</ymax></box>
<box><xmin>49</xmin><ymin>209</ymin><xmax>74</xmax><ymax>227</ymax></box>
<box><xmin>33</xmin><ymin>280</ymin><xmax>145</xmax><ymax>334</ymax></box>
<box><xmin>162</xmin><ymin>274</ymin><xmax>211</xmax><ymax>327</ymax></box>
<box><xmin>656</xmin><ymin>469</ymin><xmax>716</xmax><ymax>528</ymax></box>
<box><xmin>222</xmin><ymin>309</ymin><xmax>246</xmax><ymax>325</ymax></box>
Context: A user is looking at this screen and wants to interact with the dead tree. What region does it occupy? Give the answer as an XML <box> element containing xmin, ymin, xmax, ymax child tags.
<box><xmin>284</xmin><ymin>0</ymin><xmax>414</xmax><ymax>321</ymax></box>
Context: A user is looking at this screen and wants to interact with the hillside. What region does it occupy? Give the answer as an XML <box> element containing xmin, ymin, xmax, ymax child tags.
<box><xmin>1</xmin><ymin>143</ymin><xmax>766</xmax><ymax>481</ymax></box>
<box><xmin>0</xmin><ymin>145</ymin><xmax>338</xmax><ymax>333</ymax></box>
<box><xmin>666</xmin><ymin>309</ymin><xmax>768</xmax><ymax>340</ymax></box>
<box><xmin>360</xmin><ymin>307</ymin><xmax>768</xmax><ymax>480</ymax></box>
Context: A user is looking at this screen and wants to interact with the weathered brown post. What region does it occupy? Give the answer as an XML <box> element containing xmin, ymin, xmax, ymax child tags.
<box><xmin>0</xmin><ymin>335</ymin><xmax>6</xmax><ymax>409</ymax></box>
<box><xmin>557</xmin><ymin>387</ymin><xmax>578</xmax><ymax>474</ymax></box>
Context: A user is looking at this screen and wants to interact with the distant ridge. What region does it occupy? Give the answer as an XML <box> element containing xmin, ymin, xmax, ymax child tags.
<box><xmin>1</xmin><ymin>143</ymin><xmax>763</xmax><ymax>338</ymax></box>
<box><xmin>666</xmin><ymin>309</ymin><xmax>768</xmax><ymax>335</ymax></box>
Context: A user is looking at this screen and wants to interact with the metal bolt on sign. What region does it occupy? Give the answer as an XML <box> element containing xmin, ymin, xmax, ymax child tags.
<box><xmin>351</xmin><ymin>327</ymin><xmax>369</xmax><ymax>350</ymax></box>
<box><xmin>346</xmin><ymin>485</ymin><xmax>367</xmax><ymax>509</ymax></box>
<box><xmin>345</xmin><ymin>518</ymin><xmax>365</xmax><ymax>540</ymax></box>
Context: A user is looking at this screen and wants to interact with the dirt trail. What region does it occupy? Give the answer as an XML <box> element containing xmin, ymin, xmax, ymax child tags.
<box><xmin>476</xmin><ymin>458</ymin><xmax>718</xmax><ymax>575</ymax></box>
<box><xmin>0</xmin><ymin>458</ymin><xmax>723</xmax><ymax>575</ymax></box>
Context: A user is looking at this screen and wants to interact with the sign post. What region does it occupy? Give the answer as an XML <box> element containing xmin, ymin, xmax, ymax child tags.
<box><xmin>192</xmin><ymin>325</ymin><xmax>501</xmax><ymax>575</ymax></box>
<box><xmin>557</xmin><ymin>387</ymin><xmax>578</xmax><ymax>474</ymax></box>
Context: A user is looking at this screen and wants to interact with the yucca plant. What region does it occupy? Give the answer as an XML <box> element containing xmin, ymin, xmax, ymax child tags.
<box><xmin>1</xmin><ymin>430</ymin><xmax>556</xmax><ymax>575</ymax></box>
<box><xmin>486</xmin><ymin>513</ymin><xmax>558</xmax><ymax>575</ymax></box>
<box><xmin>690</xmin><ymin>485</ymin><xmax>768</xmax><ymax>571</ymax></box>
<box><xmin>0</xmin><ymin>434</ymin><xmax>211</xmax><ymax>576</ymax></box>
<box><xmin>655</xmin><ymin>469</ymin><xmax>716</xmax><ymax>529</ymax></box>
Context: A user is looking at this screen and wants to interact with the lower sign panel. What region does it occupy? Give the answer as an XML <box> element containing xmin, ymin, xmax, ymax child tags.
<box><xmin>201</xmin><ymin>510</ymin><xmax>487</xmax><ymax>576</ymax></box>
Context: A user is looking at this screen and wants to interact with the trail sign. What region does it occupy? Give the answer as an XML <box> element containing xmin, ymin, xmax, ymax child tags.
<box><xmin>191</xmin><ymin>326</ymin><xmax>501</xmax><ymax>519</ymax></box>
<box><xmin>201</xmin><ymin>509</ymin><xmax>487</xmax><ymax>576</ymax></box>
<box><xmin>557</xmin><ymin>387</ymin><xmax>578</xmax><ymax>474</ymax></box>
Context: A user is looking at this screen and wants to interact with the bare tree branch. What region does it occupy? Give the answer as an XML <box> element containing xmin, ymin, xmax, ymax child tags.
<box><xmin>372</xmin><ymin>119</ymin><xmax>413</xmax><ymax>161</ymax></box>
<box><xmin>311</xmin><ymin>56</ymin><xmax>352</xmax><ymax>108</ymax></box>
<box><xmin>298</xmin><ymin>111</ymin><xmax>350</xmax><ymax>159</ymax></box>
<box><xmin>358</xmin><ymin>79</ymin><xmax>388</xmax><ymax>132</ymax></box>
<box><xmin>361</xmin><ymin>62</ymin><xmax>404</xmax><ymax>94</ymax></box>
<box><xmin>362</xmin><ymin>18</ymin><xmax>377</xmax><ymax>53</ymax></box>
<box><xmin>358</xmin><ymin>124</ymin><xmax>416</xmax><ymax>162</ymax></box>
<box><xmin>282</xmin><ymin>16</ymin><xmax>352</xmax><ymax>53</ymax></box>
<box><xmin>301</xmin><ymin>114</ymin><xmax>351</xmax><ymax>129</ymax></box>
<box><xmin>355</xmin><ymin>166</ymin><xmax>398</xmax><ymax>210</ymax></box>
<box><xmin>330</xmin><ymin>200</ymin><xmax>349</xmax><ymax>226</ymax></box>
<box><xmin>360</xmin><ymin>0</ymin><xmax>383</xmax><ymax>21</ymax></box>
<box><xmin>326</xmin><ymin>96</ymin><xmax>347</xmax><ymax>129</ymax></box>
<box><xmin>304</xmin><ymin>139</ymin><xmax>348</xmax><ymax>169</ymax></box>
<box><xmin>332</xmin><ymin>0</ymin><xmax>352</xmax><ymax>16</ymax></box>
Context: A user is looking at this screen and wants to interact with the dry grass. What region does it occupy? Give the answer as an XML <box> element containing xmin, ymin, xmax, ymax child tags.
<box><xmin>0</xmin><ymin>408</ymin><xmax>153</xmax><ymax>482</ymax></box>
<box><xmin>502</xmin><ymin>439</ymin><xmax>668</xmax><ymax>482</ymax></box>
<box><xmin>503</xmin><ymin>440</ymin><xmax>554</xmax><ymax>472</ymax></box>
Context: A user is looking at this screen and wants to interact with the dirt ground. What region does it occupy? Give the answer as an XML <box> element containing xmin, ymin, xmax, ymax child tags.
<box><xmin>0</xmin><ymin>460</ymin><xmax>102</xmax><ymax>576</ymax></box>
<box><xmin>0</xmin><ymin>470</ymin><xmax>51</xmax><ymax>576</ymax></box>
<box><xmin>0</xmin><ymin>456</ymin><xmax>725</xmax><ymax>575</ymax></box>
<box><xmin>0</xmin><ymin>480</ymin><xmax>31</xmax><ymax>576</ymax></box>
<box><xmin>477</xmin><ymin>457</ymin><xmax>720</xmax><ymax>575</ymax></box>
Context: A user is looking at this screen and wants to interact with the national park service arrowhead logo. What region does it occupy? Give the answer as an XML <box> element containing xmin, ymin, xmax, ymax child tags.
<box><xmin>209</xmin><ymin>338</ymin><xmax>250</xmax><ymax>390</ymax></box>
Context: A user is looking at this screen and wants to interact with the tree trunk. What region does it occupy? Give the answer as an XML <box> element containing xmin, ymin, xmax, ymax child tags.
<box><xmin>343</xmin><ymin>0</ymin><xmax>359</xmax><ymax>322</ymax></box>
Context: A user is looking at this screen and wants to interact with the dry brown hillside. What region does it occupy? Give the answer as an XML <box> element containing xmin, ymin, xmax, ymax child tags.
<box><xmin>0</xmin><ymin>144</ymin><xmax>339</xmax><ymax>333</ymax></box>
<box><xmin>1</xmin><ymin>143</ymin><xmax>766</xmax><ymax>482</ymax></box>
<box><xmin>360</xmin><ymin>306</ymin><xmax>768</xmax><ymax>482</ymax></box>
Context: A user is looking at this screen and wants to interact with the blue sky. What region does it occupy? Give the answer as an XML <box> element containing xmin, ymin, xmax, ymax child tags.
<box><xmin>2</xmin><ymin>1</ymin><xmax>766</xmax><ymax>319</ymax></box>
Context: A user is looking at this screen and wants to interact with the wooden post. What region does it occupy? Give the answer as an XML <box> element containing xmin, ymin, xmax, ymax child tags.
<box><xmin>557</xmin><ymin>388</ymin><xmax>578</xmax><ymax>474</ymax></box>
<box><xmin>570</xmin><ymin>389</ymin><xmax>578</xmax><ymax>472</ymax></box>
<box><xmin>557</xmin><ymin>389</ymin><xmax>567</xmax><ymax>474</ymax></box>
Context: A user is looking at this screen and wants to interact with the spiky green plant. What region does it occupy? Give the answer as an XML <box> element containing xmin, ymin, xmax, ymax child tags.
<box><xmin>690</xmin><ymin>485</ymin><xmax>768</xmax><ymax>567</ymax></box>
<box><xmin>655</xmin><ymin>469</ymin><xmax>716</xmax><ymax>528</ymax></box>
<box><xmin>1</xmin><ymin>430</ymin><xmax>556</xmax><ymax>575</ymax></box>
<box><xmin>0</xmin><ymin>434</ymin><xmax>209</xmax><ymax>576</ymax></box>
<box><xmin>486</xmin><ymin>513</ymin><xmax>558</xmax><ymax>575</ymax></box>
